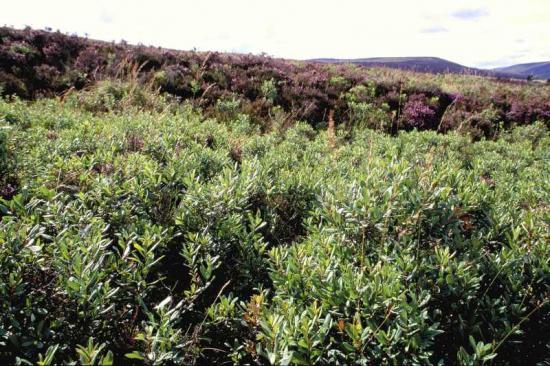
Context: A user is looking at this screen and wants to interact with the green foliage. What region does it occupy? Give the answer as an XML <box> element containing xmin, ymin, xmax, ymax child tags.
<box><xmin>329</xmin><ymin>75</ymin><xmax>350</xmax><ymax>90</ymax></box>
<box><xmin>344</xmin><ymin>83</ymin><xmax>392</xmax><ymax>131</ymax></box>
<box><xmin>65</xmin><ymin>80</ymin><xmax>169</xmax><ymax>114</ymax></box>
<box><xmin>465</xmin><ymin>105</ymin><xmax>502</xmax><ymax>140</ymax></box>
<box><xmin>260</xmin><ymin>78</ymin><xmax>278</xmax><ymax>103</ymax></box>
<box><xmin>345</xmin><ymin>83</ymin><xmax>377</xmax><ymax>103</ymax></box>
<box><xmin>502</xmin><ymin>121</ymin><xmax>548</xmax><ymax>147</ymax></box>
<box><xmin>125</xmin><ymin>297</ymin><xmax>187</xmax><ymax>365</ymax></box>
<box><xmin>347</xmin><ymin>101</ymin><xmax>391</xmax><ymax>131</ymax></box>
<box><xmin>153</xmin><ymin>70</ymin><xmax>168</xmax><ymax>88</ymax></box>
<box><xmin>456</xmin><ymin>336</ymin><xmax>496</xmax><ymax>365</ymax></box>
<box><xmin>0</xmin><ymin>128</ymin><xmax>7</xmax><ymax>174</ymax></box>
<box><xmin>75</xmin><ymin>338</ymin><xmax>113</xmax><ymax>366</ymax></box>
<box><xmin>216</xmin><ymin>96</ymin><xmax>242</xmax><ymax>121</ymax></box>
<box><xmin>0</xmin><ymin>90</ymin><xmax>548</xmax><ymax>365</ymax></box>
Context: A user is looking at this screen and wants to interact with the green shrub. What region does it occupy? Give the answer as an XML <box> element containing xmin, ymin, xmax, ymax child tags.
<box><xmin>215</xmin><ymin>96</ymin><xmax>241</xmax><ymax>121</ymax></box>
<box><xmin>345</xmin><ymin>83</ymin><xmax>377</xmax><ymax>103</ymax></box>
<box><xmin>344</xmin><ymin>84</ymin><xmax>391</xmax><ymax>131</ymax></box>
<box><xmin>347</xmin><ymin>101</ymin><xmax>391</xmax><ymax>131</ymax></box>
<box><xmin>0</xmin><ymin>89</ymin><xmax>548</xmax><ymax>365</ymax></box>
<box><xmin>260</xmin><ymin>78</ymin><xmax>278</xmax><ymax>103</ymax></box>
<box><xmin>464</xmin><ymin>106</ymin><xmax>502</xmax><ymax>140</ymax></box>
<box><xmin>66</xmin><ymin>80</ymin><xmax>168</xmax><ymax>114</ymax></box>
<box><xmin>0</xmin><ymin>129</ymin><xmax>7</xmax><ymax>174</ymax></box>
<box><xmin>329</xmin><ymin>75</ymin><xmax>350</xmax><ymax>90</ymax></box>
<box><xmin>502</xmin><ymin>120</ymin><xmax>549</xmax><ymax>147</ymax></box>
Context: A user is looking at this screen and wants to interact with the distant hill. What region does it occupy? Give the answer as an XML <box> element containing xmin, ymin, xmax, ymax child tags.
<box><xmin>311</xmin><ymin>57</ymin><xmax>521</xmax><ymax>78</ymax></box>
<box><xmin>494</xmin><ymin>62</ymin><xmax>550</xmax><ymax>80</ymax></box>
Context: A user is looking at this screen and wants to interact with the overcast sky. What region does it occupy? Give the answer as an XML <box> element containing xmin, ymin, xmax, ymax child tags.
<box><xmin>2</xmin><ymin>0</ymin><xmax>549</xmax><ymax>68</ymax></box>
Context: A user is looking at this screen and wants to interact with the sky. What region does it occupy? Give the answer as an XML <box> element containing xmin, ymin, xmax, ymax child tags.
<box><xmin>2</xmin><ymin>0</ymin><xmax>549</xmax><ymax>68</ymax></box>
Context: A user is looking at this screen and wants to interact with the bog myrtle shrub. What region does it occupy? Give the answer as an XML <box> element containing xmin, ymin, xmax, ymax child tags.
<box><xmin>0</xmin><ymin>85</ymin><xmax>548</xmax><ymax>365</ymax></box>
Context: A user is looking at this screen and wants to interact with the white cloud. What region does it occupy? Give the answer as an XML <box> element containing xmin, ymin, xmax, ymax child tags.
<box><xmin>1</xmin><ymin>0</ymin><xmax>549</xmax><ymax>68</ymax></box>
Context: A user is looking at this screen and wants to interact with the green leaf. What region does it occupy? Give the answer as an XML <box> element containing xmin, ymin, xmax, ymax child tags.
<box><xmin>125</xmin><ymin>351</ymin><xmax>144</xmax><ymax>360</ymax></box>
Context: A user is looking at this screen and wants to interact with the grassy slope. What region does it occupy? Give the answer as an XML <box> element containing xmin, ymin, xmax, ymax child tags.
<box><xmin>0</xmin><ymin>84</ymin><xmax>548</xmax><ymax>365</ymax></box>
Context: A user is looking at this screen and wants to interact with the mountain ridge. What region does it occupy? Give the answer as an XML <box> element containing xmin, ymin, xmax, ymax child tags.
<box><xmin>310</xmin><ymin>57</ymin><xmax>549</xmax><ymax>80</ymax></box>
<box><xmin>494</xmin><ymin>61</ymin><xmax>550</xmax><ymax>79</ymax></box>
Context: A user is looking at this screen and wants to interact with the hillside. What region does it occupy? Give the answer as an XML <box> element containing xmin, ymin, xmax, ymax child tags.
<box><xmin>311</xmin><ymin>57</ymin><xmax>521</xmax><ymax>78</ymax></box>
<box><xmin>1</xmin><ymin>26</ymin><xmax>549</xmax><ymax>365</ymax></box>
<box><xmin>495</xmin><ymin>61</ymin><xmax>550</xmax><ymax>80</ymax></box>
<box><xmin>1</xmin><ymin>27</ymin><xmax>549</xmax><ymax>141</ymax></box>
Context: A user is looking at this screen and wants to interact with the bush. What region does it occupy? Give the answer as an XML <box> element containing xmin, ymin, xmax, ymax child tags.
<box><xmin>260</xmin><ymin>78</ymin><xmax>278</xmax><ymax>103</ymax></box>
<box><xmin>66</xmin><ymin>80</ymin><xmax>168</xmax><ymax>114</ymax></box>
<box><xmin>399</xmin><ymin>93</ymin><xmax>438</xmax><ymax>130</ymax></box>
<box><xmin>466</xmin><ymin>106</ymin><xmax>501</xmax><ymax>140</ymax></box>
<box><xmin>0</xmin><ymin>48</ymin><xmax>549</xmax><ymax>366</ymax></box>
<box><xmin>502</xmin><ymin>120</ymin><xmax>549</xmax><ymax>146</ymax></box>
<box><xmin>348</xmin><ymin>101</ymin><xmax>391</xmax><ymax>131</ymax></box>
<box><xmin>215</xmin><ymin>96</ymin><xmax>241</xmax><ymax>122</ymax></box>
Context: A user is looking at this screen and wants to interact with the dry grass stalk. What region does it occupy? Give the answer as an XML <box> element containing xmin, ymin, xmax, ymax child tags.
<box><xmin>328</xmin><ymin>109</ymin><xmax>336</xmax><ymax>150</ymax></box>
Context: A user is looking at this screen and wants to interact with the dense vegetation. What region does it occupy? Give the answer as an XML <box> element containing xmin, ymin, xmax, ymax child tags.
<box><xmin>0</xmin><ymin>70</ymin><xmax>549</xmax><ymax>365</ymax></box>
<box><xmin>1</xmin><ymin>25</ymin><xmax>549</xmax><ymax>365</ymax></box>
<box><xmin>1</xmin><ymin>27</ymin><xmax>549</xmax><ymax>140</ymax></box>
